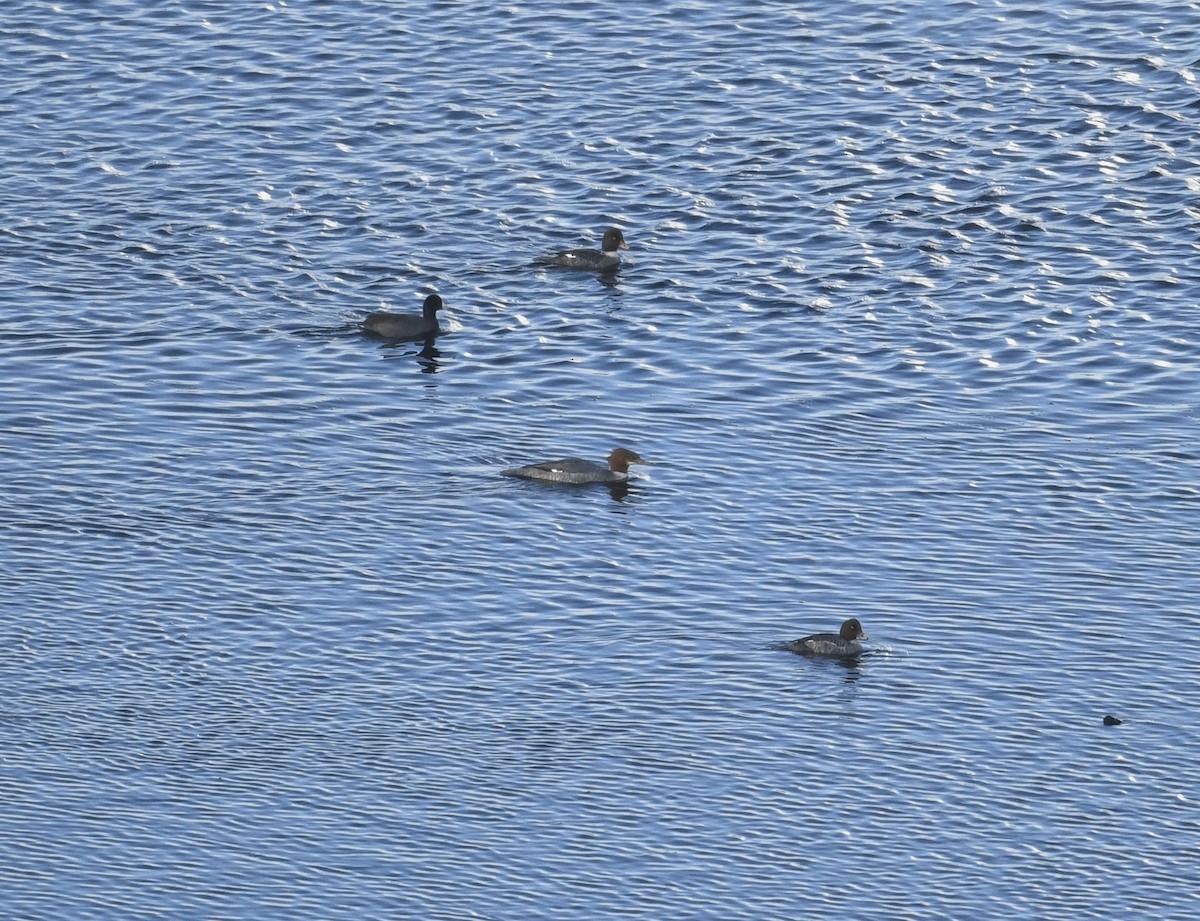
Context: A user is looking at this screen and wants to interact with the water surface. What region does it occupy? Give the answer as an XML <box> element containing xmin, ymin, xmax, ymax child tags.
<box><xmin>2</xmin><ymin>1</ymin><xmax>1199</xmax><ymax>918</ymax></box>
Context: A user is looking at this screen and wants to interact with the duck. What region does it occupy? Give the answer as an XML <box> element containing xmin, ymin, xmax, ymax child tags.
<box><xmin>534</xmin><ymin>227</ymin><xmax>628</xmax><ymax>273</ymax></box>
<box><xmin>502</xmin><ymin>447</ymin><xmax>649</xmax><ymax>484</ymax></box>
<box><xmin>361</xmin><ymin>293</ymin><xmax>444</xmax><ymax>340</ymax></box>
<box><xmin>786</xmin><ymin>618</ymin><xmax>868</xmax><ymax>658</ymax></box>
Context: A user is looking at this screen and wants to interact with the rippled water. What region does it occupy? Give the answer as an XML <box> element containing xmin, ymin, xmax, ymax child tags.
<box><xmin>3</xmin><ymin>1</ymin><xmax>1199</xmax><ymax>918</ymax></box>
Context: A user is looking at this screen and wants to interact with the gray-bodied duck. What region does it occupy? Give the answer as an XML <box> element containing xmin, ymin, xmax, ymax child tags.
<box><xmin>786</xmin><ymin>618</ymin><xmax>868</xmax><ymax>658</ymax></box>
<box><xmin>534</xmin><ymin>227</ymin><xmax>628</xmax><ymax>273</ymax></box>
<box><xmin>502</xmin><ymin>447</ymin><xmax>649</xmax><ymax>484</ymax></box>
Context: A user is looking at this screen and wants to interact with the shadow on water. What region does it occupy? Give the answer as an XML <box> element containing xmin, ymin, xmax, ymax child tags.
<box><xmin>770</xmin><ymin>643</ymin><xmax>879</xmax><ymax>684</ymax></box>
<box><xmin>531</xmin><ymin>262</ymin><xmax>625</xmax><ymax>293</ymax></box>
<box><xmin>596</xmin><ymin>270</ymin><xmax>623</xmax><ymax>291</ymax></box>
<box><xmin>374</xmin><ymin>334</ymin><xmax>444</xmax><ymax>373</ymax></box>
<box><xmin>412</xmin><ymin>336</ymin><xmax>441</xmax><ymax>373</ymax></box>
<box><xmin>813</xmin><ymin>654</ymin><xmax>865</xmax><ymax>684</ymax></box>
<box><xmin>504</xmin><ymin>478</ymin><xmax>639</xmax><ymax>503</ymax></box>
<box><xmin>295</xmin><ymin>323</ymin><xmax>445</xmax><ymax>373</ymax></box>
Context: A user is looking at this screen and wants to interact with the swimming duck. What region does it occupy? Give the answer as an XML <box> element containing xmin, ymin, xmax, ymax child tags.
<box><xmin>361</xmin><ymin>294</ymin><xmax>444</xmax><ymax>340</ymax></box>
<box><xmin>502</xmin><ymin>447</ymin><xmax>649</xmax><ymax>484</ymax></box>
<box><xmin>786</xmin><ymin>618</ymin><xmax>868</xmax><ymax>658</ymax></box>
<box><xmin>534</xmin><ymin>227</ymin><xmax>628</xmax><ymax>273</ymax></box>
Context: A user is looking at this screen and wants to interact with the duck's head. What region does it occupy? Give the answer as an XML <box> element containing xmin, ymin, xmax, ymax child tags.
<box><xmin>840</xmin><ymin>618</ymin><xmax>867</xmax><ymax>641</ymax></box>
<box><xmin>422</xmin><ymin>294</ymin><xmax>444</xmax><ymax>318</ymax></box>
<box><xmin>601</xmin><ymin>227</ymin><xmax>628</xmax><ymax>253</ymax></box>
<box><xmin>608</xmin><ymin>447</ymin><xmax>649</xmax><ymax>474</ymax></box>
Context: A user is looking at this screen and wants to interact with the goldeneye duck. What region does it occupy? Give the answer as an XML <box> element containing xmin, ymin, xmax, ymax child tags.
<box><xmin>502</xmin><ymin>447</ymin><xmax>649</xmax><ymax>484</ymax></box>
<box><xmin>361</xmin><ymin>294</ymin><xmax>444</xmax><ymax>340</ymax></box>
<box><xmin>786</xmin><ymin>618</ymin><xmax>868</xmax><ymax>658</ymax></box>
<box><xmin>534</xmin><ymin>227</ymin><xmax>628</xmax><ymax>273</ymax></box>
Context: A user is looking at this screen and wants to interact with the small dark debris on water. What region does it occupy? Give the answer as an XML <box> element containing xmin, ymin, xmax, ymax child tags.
<box><xmin>1103</xmin><ymin>714</ymin><xmax>1123</xmax><ymax>726</ymax></box>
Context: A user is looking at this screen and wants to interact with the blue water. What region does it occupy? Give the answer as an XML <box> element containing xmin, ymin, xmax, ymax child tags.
<box><xmin>3</xmin><ymin>1</ymin><xmax>1199</xmax><ymax>918</ymax></box>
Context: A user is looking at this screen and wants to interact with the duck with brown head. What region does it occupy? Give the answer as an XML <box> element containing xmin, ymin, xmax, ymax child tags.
<box><xmin>534</xmin><ymin>227</ymin><xmax>628</xmax><ymax>273</ymax></box>
<box><xmin>502</xmin><ymin>447</ymin><xmax>649</xmax><ymax>484</ymax></box>
<box><xmin>786</xmin><ymin>618</ymin><xmax>868</xmax><ymax>658</ymax></box>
